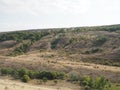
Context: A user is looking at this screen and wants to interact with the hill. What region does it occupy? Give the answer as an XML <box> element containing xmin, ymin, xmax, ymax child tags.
<box><xmin>0</xmin><ymin>24</ymin><xmax>120</xmax><ymax>66</ymax></box>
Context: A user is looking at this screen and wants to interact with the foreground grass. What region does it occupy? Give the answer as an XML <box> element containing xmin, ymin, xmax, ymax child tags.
<box><xmin>104</xmin><ymin>85</ymin><xmax>120</xmax><ymax>90</ymax></box>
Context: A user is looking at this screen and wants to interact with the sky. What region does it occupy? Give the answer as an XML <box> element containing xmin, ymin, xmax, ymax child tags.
<box><xmin>0</xmin><ymin>0</ymin><xmax>120</xmax><ymax>32</ymax></box>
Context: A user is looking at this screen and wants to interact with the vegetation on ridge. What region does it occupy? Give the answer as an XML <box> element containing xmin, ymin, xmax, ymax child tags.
<box><xmin>0</xmin><ymin>24</ymin><xmax>120</xmax><ymax>66</ymax></box>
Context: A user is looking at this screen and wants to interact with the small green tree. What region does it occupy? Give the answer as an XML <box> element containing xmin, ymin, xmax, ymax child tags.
<box><xmin>22</xmin><ymin>75</ymin><xmax>30</xmax><ymax>82</ymax></box>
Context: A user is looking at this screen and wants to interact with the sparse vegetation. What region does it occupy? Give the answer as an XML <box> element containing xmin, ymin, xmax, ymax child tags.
<box><xmin>0</xmin><ymin>31</ymin><xmax>49</xmax><ymax>42</ymax></box>
<box><xmin>0</xmin><ymin>67</ymin><xmax>119</xmax><ymax>90</ymax></box>
<box><xmin>0</xmin><ymin>24</ymin><xmax>120</xmax><ymax>90</ymax></box>
<box><xmin>80</xmin><ymin>76</ymin><xmax>111</xmax><ymax>90</ymax></box>
<box><xmin>10</xmin><ymin>42</ymin><xmax>32</xmax><ymax>56</ymax></box>
<box><xmin>51</xmin><ymin>38</ymin><xmax>60</xmax><ymax>49</ymax></box>
<box><xmin>93</xmin><ymin>36</ymin><xmax>108</xmax><ymax>46</ymax></box>
<box><xmin>84</xmin><ymin>48</ymin><xmax>102</xmax><ymax>54</ymax></box>
<box><xmin>0</xmin><ymin>68</ymin><xmax>66</xmax><ymax>82</ymax></box>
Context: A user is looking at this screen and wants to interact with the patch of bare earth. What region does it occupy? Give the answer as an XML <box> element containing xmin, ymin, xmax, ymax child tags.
<box><xmin>0</xmin><ymin>76</ymin><xmax>81</xmax><ymax>90</ymax></box>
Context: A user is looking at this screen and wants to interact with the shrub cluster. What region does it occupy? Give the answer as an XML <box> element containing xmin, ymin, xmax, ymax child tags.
<box><xmin>0</xmin><ymin>68</ymin><xmax>112</xmax><ymax>90</ymax></box>
<box><xmin>0</xmin><ymin>68</ymin><xmax>66</xmax><ymax>82</ymax></box>
<box><xmin>80</xmin><ymin>76</ymin><xmax>111</xmax><ymax>90</ymax></box>
<box><xmin>10</xmin><ymin>42</ymin><xmax>32</xmax><ymax>56</ymax></box>
<box><xmin>0</xmin><ymin>31</ymin><xmax>49</xmax><ymax>42</ymax></box>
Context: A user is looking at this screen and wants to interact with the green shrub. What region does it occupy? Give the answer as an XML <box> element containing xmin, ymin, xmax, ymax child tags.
<box><xmin>18</xmin><ymin>68</ymin><xmax>28</xmax><ymax>77</ymax></box>
<box><xmin>11</xmin><ymin>69</ymin><xmax>19</xmax><ymax>79</ymax></box>
<box><xmin>37</xmin><ymin>71</ymin><xmax>62</xmax><ymax>80</ymax></box>
<box><xmin>28</xmin><ymin>70</ymin><xmax>37</xmax><ymax>79</ymax></box>
<box><xmin>57</xmin><ymin>72</ymin><xmax>66</xmax><ymax>79</ymax></box>
<box><xmin>51</xmin><ymin>38</ymin><xmax>60</xmax><ymax>49</ymax></box>
<box><xmin>80</xmin><ymin>76</ymin><xmax>111</xmax><ymax>90</ymax></box>
<box><xmin>0</xmin><ymin>68</ymin><xmax>12</xmax><ymax>75</ymax></box>
<box><xmin>95</xmin><ymin>76</ymin><xmax>111</xmax><ymax>90</ymax></box>
<box><xmin>93</xmin><ymin>36</ymin><xmax>108</xmax><ymax>46</ymax></box>
<box><xmin>21</xmin><ymin>75</ymin><xmax>30</xmax><ymax>82</ymax></box>
<box><xmin>69</xmin><ymin>73</ymin><xmax>79</xmax><ymax>81</ymax></box>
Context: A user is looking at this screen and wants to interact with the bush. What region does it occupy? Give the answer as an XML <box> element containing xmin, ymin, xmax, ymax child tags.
<box><xmin>11</xmin><ymin>69</ymin><xmax>19</xmax><ymax>79</ymax></box>
<box><xmin>18</xmin><ymin>68</ymin><xmax>28</xmax><ymax>77</ymax></box>
<box><xmin>93</xmin><ymin>36</ymin><xmax>108</xmax><ymax>46</ymax></box>
<box><xmin>95</xmin><ymin>76</ymin><xmax>111</xmax><ymax>90</ymax></box>
<box><xmin>21</xmin><ymin>75</ymin><xmax>30</xmax><ymax>82</ymax></box>
<box><xmin>0</xmin><ymin>68</ymin><xmax>66</xmax><ymax>83</ymax></box>
<box><xmin>0</xmin><ymin>68</ymin><xmax>12</xmax><ymax>75</ymax></box>
<box><xmin>80</xmin><ymin>76</ymin><xmax>111</xmax><ymax>90</ymax></box>
<box><xmin>28</xmin><ymin>70</ymin><xmax>37</xmax><ymax>79</ymax></box>
<box><xmin>69</xmin><ymin>73</ymin><xmax>79</xmax><ymax>81</ymax></box>
<box><xmin>57</xmin><ymin>72</ymin><xmax>66</xmax><ymax>79</ymax></box>
<box><xmin>37</xmin><ymin>71</ymin><xmax>64</xmax><ymax>80</ymax></box>
<box><xmin>51</xmin><ymin>38</ymin><xmax>60</xmax><ymax>49</ymax></box>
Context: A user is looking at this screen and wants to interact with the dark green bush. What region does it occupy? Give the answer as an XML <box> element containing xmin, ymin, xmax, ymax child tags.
<box><xmin>0</xmin><ymin>68</ymin><xmax>13</xmax><ymax>75</ymax></box>
<box><xmin>0</xmin><ymin>31</ymin><xmax>49</xmax><ymax>42</ymax></box>
<box><xmin>51</xmin><ymin>38</ymin><xmax>60</xmax><ymax>49</ymax></box>
<box><xmin>37</xmin><ymin>71</ymin><xmax>58</xmax><ymax>80</ymax></box>
<box><xmin>0</xmin><ymin>68</ymin><xmax>66</xmax><ymax>80</ymax></box>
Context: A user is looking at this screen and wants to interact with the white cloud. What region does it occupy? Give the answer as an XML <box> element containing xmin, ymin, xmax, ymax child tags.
<box><xmin>0</xmin><ymin>0</ymin><xmax>91</xmax><ymax>16</ymax></box>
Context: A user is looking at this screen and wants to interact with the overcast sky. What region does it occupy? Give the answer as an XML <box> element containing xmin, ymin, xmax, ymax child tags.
<box><xmin>0</xmin><ymin>0</ymin><xmax>120</xmax><ymax>32</ymax></box>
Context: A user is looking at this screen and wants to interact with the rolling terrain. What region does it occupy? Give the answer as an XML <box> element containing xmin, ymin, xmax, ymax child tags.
<box><xmin>0</xmin><ymin>24</ymin><xmax>120</xmax><ymax>90</ymax></box>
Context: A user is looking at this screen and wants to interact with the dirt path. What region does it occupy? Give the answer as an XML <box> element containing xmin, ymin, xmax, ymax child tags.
<box><xmin>58</xmin><ymin>61</ymin><xmax>120</xmax><ymax>72</ymax></box>
<box><xmin>0</xmin><ymin>78</ymin><xmax>74</xmax><ymax>90</ymax></box>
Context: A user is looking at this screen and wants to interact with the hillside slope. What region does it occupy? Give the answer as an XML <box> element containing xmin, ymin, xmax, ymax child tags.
<box><xmin>0</xmin><ymin>24</ymin><xmax>120</xmax><ymax>66</ymax></box>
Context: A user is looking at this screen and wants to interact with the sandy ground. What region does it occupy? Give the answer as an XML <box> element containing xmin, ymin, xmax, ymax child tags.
<box><xmin>0</xmin><ymin>78</ymin><xmax>77</xmax><ymax>90</ymax></box>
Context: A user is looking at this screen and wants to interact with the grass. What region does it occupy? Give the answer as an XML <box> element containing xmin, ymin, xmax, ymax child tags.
<box><xmin>104</xmin><ymin>85</ymin><xmax>120</xmax><ymax>90</ymax></box>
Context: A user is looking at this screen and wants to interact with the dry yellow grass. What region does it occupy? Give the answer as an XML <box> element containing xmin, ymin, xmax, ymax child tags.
<box><xmin>0</xmin><ymin>77</ymin><xmax>81</xmax><ymax>90</ymax></box>
<box><xmin>0</xmin><ymin>51</ymin><xmax>120</xmax><ymax>82</ymax></box>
